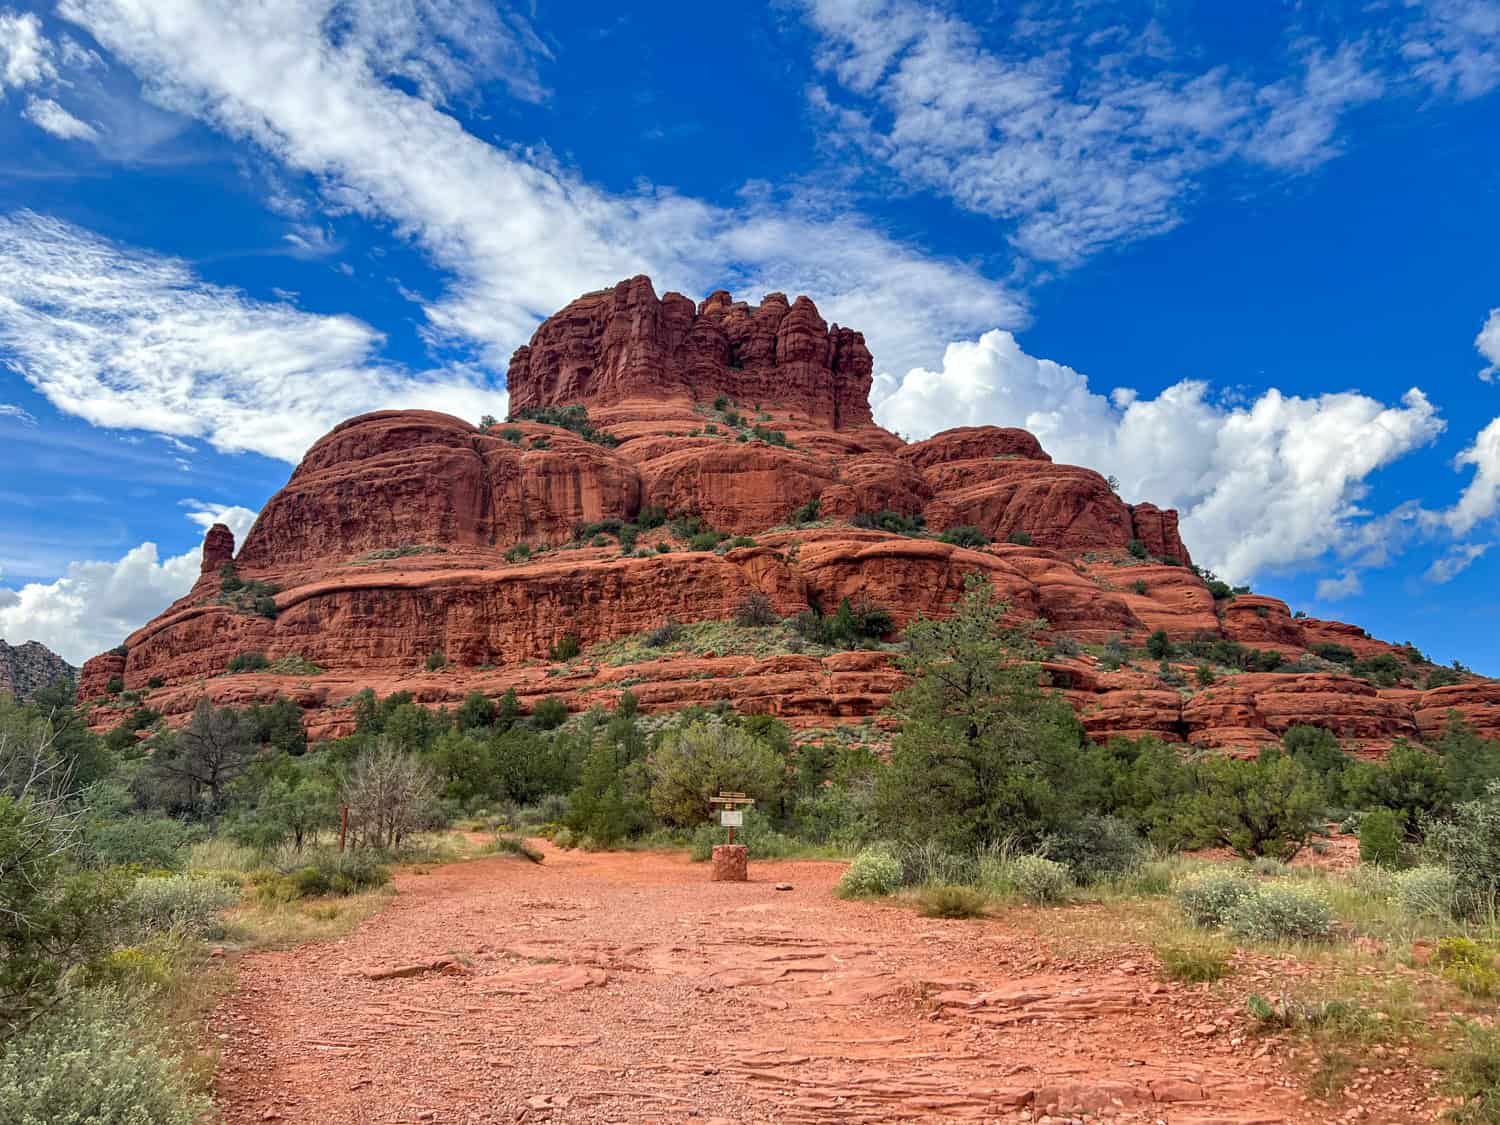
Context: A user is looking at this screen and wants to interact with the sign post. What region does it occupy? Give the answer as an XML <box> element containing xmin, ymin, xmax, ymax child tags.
<box><xmin>708</xmin><ymin>791</ymin><xmax>755</xmax><ymax>881</ymax></box>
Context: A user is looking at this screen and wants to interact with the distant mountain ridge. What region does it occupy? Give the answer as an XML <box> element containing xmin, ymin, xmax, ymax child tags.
<box><xmin>0</xmin><ymin>639</ymin><xmax>77</xmax><ymax>702</ymax></box>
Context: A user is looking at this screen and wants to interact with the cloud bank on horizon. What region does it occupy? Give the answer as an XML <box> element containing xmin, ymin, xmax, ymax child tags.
<box><xmin>2</xmin><ymin>0</ymin><xmax>1500</xmax><ymax>665</ymax></box>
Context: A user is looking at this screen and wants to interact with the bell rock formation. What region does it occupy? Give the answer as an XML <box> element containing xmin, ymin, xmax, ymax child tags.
<box><xmin>81</xmin><ymin>277</ymin><xmax>1498</xmax><ymax>752</ymax></box>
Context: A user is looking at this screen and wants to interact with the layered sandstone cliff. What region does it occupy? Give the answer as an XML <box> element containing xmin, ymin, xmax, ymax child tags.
<box><xmin>81</xmin><ymin>277</ymin><xmax>1493</xmax><ymax>749</ymax></box>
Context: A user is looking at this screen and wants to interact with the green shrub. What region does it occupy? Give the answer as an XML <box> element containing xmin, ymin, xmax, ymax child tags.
<box><xmin>86</xmin><ymin>816</ymin><xmax>196</xmax><ymax>870</ymax></box>
<box><xmin>0</xmin><ymin>990</ymin><xmax>210</xmax><ymax>1125</ymax></box>
<box><xmin>1005</xmin><ymin>530</ymin><xmax>1033</xmax><ymax>546</ymax></box>
<box><xmin>836</xmin><ymin>847</ymin><xmax>903</xmax><ymax>898</ymax></box>
<box><xmin>489</xmin><ymin>834</ymin><xmax>544</xmax><ymax>863</ymax></box>
<box><xmin>425</xmin><ymin>650</ymin><xmax>447</xmax><ymax>672</ymax></box>
<box><xmin>227</xmin><ymin>651</ymin><xmax>269</xmax><ymax>673</ymax></box>
<box><xmin>506</xmin><ymin>542</ymin><xmax>533</xmax><ymax>563</ymax></box>
<box><xmin>733</xmin><ymin>592</ymin><xmax>778</xmax><ymax>627</ymax></box>
<box><xmin>126</xmin><ymin>874</ymin><xmax>239</xmax><ymax>940</ymax></box>
<box><xmin>852</xmin><ymin>509</ymin><xmax>925</xmax><ymax>536</ymax></box>
<box><xmin>105</xmin><ymin>676</ymin><xmax>124</xmax><ymax>694</ymax></box>
<box><xmin>688</xmin><ymin>529</ymin><xmax>727</xmax><ymax>551</ymax></box>
<box><xmin>549</xmin><ymin>634</ymin><xmax>581</xmax><ymax>661</ymax></box>
<box><xmin>1008</xmin><ymin>854</ymin><xmax>1073</xmax><ymax>904</ymax></box>
<box><xmin>1426</xmin><ymin>782</ymin><xmax>1500</xmax><ymax>918</ymax></box>
<box><xmin>1042</xmin><ymin>815</ymin><xmax>1144</xmax><ymax>885</ymax></box>
<box><xmin>1127</xmin><ymin>538</ymin><xmax>1148</xmax><ymax>559</ymax></box>
<box><xmin>645</xmin><ymin>621</ymin><xmax>682</xmax><ymax>648</ymax></box>
<box><xmin>1132</xmin><ymin>579</ymin><xmax>1148</xmax><ymax>595</ymax></box>
<box><xmin>1225</xmin><ymin>885</ymin><xmax>1333</xmax><ymax>942</ymax></box>
<box><xmin>687</xmin><ymin>808</ymin><xmax>795</xmax><ymax>861</ymax></box>
<box><xmin>939</xmin><ymin>525</ymin><xmax>989</xmax><ymax>548</ymax></box>
<box><xmin>1177</xmin><ymin>872</ymin><xmax>1257</xmax><ymax>928</ymax></box>
<box><xmin>510</xmin><ymin>403</ymin><xmax>619</xmax><ymax>447</ymax></box>
<box><xmin>1156</xmin><ymin>936</ymin><xmax>1234</xmax><ymax>982</ymax></box>
<box><xmin>1441</xmin><ymin>1020</ymin><xmax>1500</xmax><ymax>1123</ymax></box>
<box><xmin>916</xmin><ymin>884</ymin><xmax>987</xmax><ymax>918</ymax></box>
<box><xmin>1358</xmin><ymin>808</ymin><xmax>1406</xmax><ymax>868</ymax></box>
<box><xmin>789</xmin><ymin>497</ymin><xmax>821</xmax><ymax>525</ymax></box>
<box><xmin>1436</xmin><ymin>938</ymin><xmax>1500</xmax><ymax>998</ymax></box>
<box><xmin>1397</xmin><ymin>865</ymin><xmax>1458</xmax><ymax>918</ymax></box>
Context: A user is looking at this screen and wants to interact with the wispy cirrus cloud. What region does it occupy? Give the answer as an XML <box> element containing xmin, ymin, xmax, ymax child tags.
<box><xmin>52</xmin><ymin>0</ymin><xmax>1024</xmax><ymax>378</ymax></box>
<box><xmin>801</xmin><ymin>0</ymin><xmax>1386</xmax><ymax>266</ymax></box>
<box><xmin>0</xmin><ymin>211</ymin><xmax>508</xmax><ymax>463</ymax></box>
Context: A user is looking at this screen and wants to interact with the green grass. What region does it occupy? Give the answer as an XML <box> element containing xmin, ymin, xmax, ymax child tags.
<box><xmin>1156</xmin><ymin>935</ymin><xmax>1234</xmax><ymax>982</ymax></box>
<box><xmin>913</xmin><ymin>884</ymin><xmax>988</xmax><ymax>918</ymax></box>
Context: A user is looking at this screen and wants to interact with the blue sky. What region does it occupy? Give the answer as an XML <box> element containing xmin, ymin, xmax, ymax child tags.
<box><xmin>1</xmin><ymin>0</ymin><xmax>1499</xmax><ymax>669</ymax></box>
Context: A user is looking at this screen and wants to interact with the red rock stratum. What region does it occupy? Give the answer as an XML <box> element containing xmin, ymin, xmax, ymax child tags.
<box><xmin>82</xmin><ymin>277</ymin><xmax>1495</xmax><ymax>750</ymax></box>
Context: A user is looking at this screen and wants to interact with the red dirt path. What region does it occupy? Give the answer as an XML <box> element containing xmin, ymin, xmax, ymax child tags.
<box><xmin>210</xmin><ymin>847</ymin><xmax>1432</xmax><ymax>1123</ymax></box>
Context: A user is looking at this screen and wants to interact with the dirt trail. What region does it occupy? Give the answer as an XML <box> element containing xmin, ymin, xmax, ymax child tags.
<box><xmin>211</xmin><ymin>848</ymin><xmax>1429</xmax><ymax>1124</ymax></box>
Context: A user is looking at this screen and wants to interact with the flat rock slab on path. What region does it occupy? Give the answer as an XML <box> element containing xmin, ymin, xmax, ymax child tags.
<box><xmin>210</xmin><ymin>847</ymin><xmax>1430</xmax><ymax>1123</ymax></box>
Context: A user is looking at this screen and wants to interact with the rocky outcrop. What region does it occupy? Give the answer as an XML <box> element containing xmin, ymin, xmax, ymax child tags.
<box><xmin>0</xmin><ymin>640</ymin><xmax>76</xmax><ymax>702</ymax></box>
<box><xmin>80</xmin><ymin>277</ymin><xmax>1486</xmax><ymax>755</ymax></box>
<box><xmin>507</xmin><ymin>277</ymin><xmax>875</xmax><ymax>430</ymax></box>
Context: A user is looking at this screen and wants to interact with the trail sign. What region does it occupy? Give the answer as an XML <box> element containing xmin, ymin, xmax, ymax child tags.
<box><xmin>709</xmin><ymin>791</ymin><xmax>755</xmax><ymax>844</ymax></box>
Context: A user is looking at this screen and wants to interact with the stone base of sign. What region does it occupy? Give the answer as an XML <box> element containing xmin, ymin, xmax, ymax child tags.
<box><xmin>711</xmin><ymin>844</ymin><xmax>749</xmax><ymax>882</ymax></box>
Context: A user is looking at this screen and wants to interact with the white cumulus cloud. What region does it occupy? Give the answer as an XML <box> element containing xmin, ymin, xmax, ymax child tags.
<box><xmin>1316</xmin><ymin>572</ymin><xmax>1364</xmax><ymax>601</ymax></box>
<box><xmin>0</xmin><ymin>211</ymin><xmax>509</xmax><ymax>463</ymax></box>
<box><xmin>0</xmin><ymin>500</ymin><xmax>259</xmax><ymax>664</ymax></box>
<box><xmin>871</xmin><ymin>329</ymin><xmax>1445</xmax><ymax>582</ymax></box>
<box><xmin>0</xmin><ymin>8</ymin><xmax>56</xmax><ymax>92</ymax></box>
<box><xmin>1478</xmin><ymin>308</ymin><xmax>1500</xmax><ymax>382</ymax></box>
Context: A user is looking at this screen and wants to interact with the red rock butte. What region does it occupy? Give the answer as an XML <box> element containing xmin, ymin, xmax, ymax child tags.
<box><xmin>82</xmin><ymin>276</ymin><xmax>1499</xmax><ymax>750</ymax></box>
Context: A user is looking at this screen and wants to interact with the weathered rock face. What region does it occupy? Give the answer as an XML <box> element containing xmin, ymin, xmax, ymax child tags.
<box><xmin>237</xmin><ymin>412</ymin><xmax>641</xmax><ymax>570</ymax></box>
<box><xmin>81</xmin><ymin>277</ymin><xmax>1486</xmax><ymax>754</ymax></box>
<box><xmin>0</xmin><ymin>640</ymin><xmax>76</xmax><ymax>702</ymax></box>
<box><xmin>507</xmin><ymin>277</ymin><xmax>875</xmax><ymax>429</ymax></box>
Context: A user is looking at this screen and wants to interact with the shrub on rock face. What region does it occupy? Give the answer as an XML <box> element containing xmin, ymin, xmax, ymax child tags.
<box><xmin>1225</xmin><ymin>885</ymin><xmax>1333</xmax><ymax>942</ymax></box>
<box><xmin>227</xmin><ymin>651</ymin><xmax>269</xmax><ymax>673</ymax></box>
<box><xmin>939</xmin><ymin>525</ymin><xmax>989</xmax><ymax>548</ymax></box>
<box><xmin>1177</xmin><ymin>872</ymin><xmax>1257</xmax><ymax>928</ymax></box>
<box><xmin>645</xmin><ymin>621</ymin><xmax>682</xmax><ymax>648</ymax></box>
<box><xmin>734</xmin><ymin>592</ymin><xmax>778</xmax><ymax>627</ymax></box>
<box><xmin>549</xmin><ymin>634</ymin><xmax>581</xmax><ymax>661</ymax></box>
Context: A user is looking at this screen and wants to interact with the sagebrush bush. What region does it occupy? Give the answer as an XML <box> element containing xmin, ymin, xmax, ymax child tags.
<box><xmin>1177</xmin><ymin>872</ymin><xmax>1257</xmax><ymax>928</ymax></box>
<box><xmin>1396</xmin><ymin>865</ymin><xmax>1458</xmax><ymax>919</ymax></box>
<box><xmin>0</xmin><ymin>990</ymin><xmax>210</xmax><ymax>1125</ymax></box>
<box><xmin>836</xmin><ymin>847</ymin><xmax>902</xmax><ymax>898</ymax></box>
<box><xmin>1008</xmin><ymin>854</ymin><xmax>1073</xmax><ymax>904</ymax></box>
<box><xmin>1225</xmin><ymin>885</ymin><xmax>1333</xmax><ymax>942</ymax></box>
<box><xmin>916</xmin><ymin>884</ymin><xmax>987</xmax><ymax>918</ymax></box>
<box><xmin>126</xmin><ymin>874</ymin><xmax>239</xmax><ymax>940</ymax></box>
<box><xmin>1425</xmin><ymin>782</ymin><xmax>1500</xmax><ymax>919</ymax></box>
